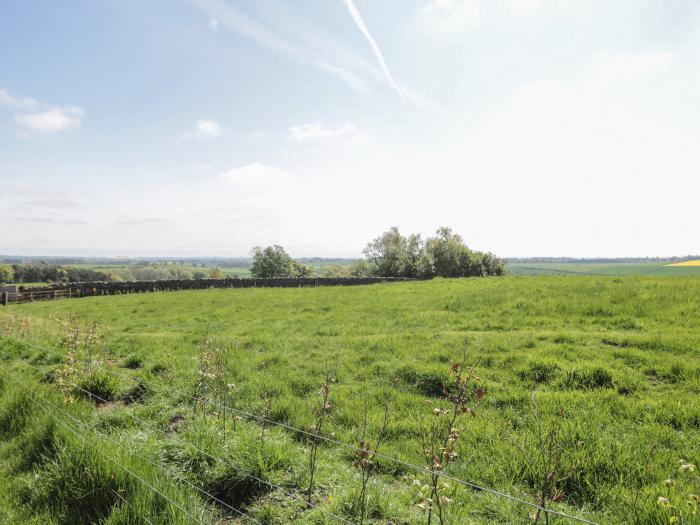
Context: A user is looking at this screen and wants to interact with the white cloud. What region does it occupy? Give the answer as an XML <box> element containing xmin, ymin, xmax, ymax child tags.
<box><xmin>1</xmin><ymin>88</ymin><xmax>82</xmax><ymax>135</ymax></box>
<box><xmin>288</xmin><ymin>122</ymin><xmax>375</xmax><ymax>146</ymax></box>
<box><xmin>208</xmin><ymin>17</ymin><xmax>219</xmax><ymax>30</ymax></box>
<box><xmin>0</xmin><ymin>88</ymin><xmax>39</xmax><ymax>110</ymax></box>
<box><xmin>15</xmin><ymin>106</ymin><xmax>84</xmax><ymax>134</ymax></box>
<box><xmin>192</xmin><ymin>0</ymin><xmax>373</xmax><ymax>96</ymax></box>
<box><xmin>0</xmin><ymin>88</ymin><xmax>15</xmax><ymax>106</ymax></box>
<box><xmin>218</xmin><ymin>163</ymin><xmax>290</xmax><ymax>187</ymax></box>
<box><xmin>183</xmin><ymin>119</ymin><xmax>222</xmax><ymax>139</ymax></box>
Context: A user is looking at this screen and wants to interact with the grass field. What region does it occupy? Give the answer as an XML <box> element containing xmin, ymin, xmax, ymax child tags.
<box><xmin>1</xmin><ymin>277</ymin><xmax>699</xmax><ymax>524</ymax></box>
<box><xmin>507</xmin><ymin>262</ymin><xmax>700</xmax><ymax>276</ymax></box>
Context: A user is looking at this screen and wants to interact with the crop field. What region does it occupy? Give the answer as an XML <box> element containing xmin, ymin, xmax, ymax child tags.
<box><xmin>507</xmin><ymin>262</ymin><xmax>700</xmax><ymax>276</ymax></box>
<box><xmin>666</xmin><ymin>261</ymin><xmax>700</xmax><ymax>268</ymax></box>
<box><xmin>0</xmin><ymin>277</ymin><xmax>699</xmax><ymax>524</ymax></box>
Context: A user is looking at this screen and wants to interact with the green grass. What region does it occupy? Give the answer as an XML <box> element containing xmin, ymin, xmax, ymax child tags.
<box><xmin>507</xmin><ymin>262</ymin><xmax>700</xmax><ymax>276</ymax></box>
<box><xmin>1</xmin><ymin>276</ymin><xmax>699</xmax><ymax>524</ymax></box>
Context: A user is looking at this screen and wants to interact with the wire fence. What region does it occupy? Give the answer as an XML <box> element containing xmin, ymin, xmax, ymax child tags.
<box><xmin>1</xmin><ymin>371</ymin><xmax>209</xmax><ymax>524</ymax></box>
<box><xmin>0</xmin><ymin>333</ymin><xmax>601</xmax><ymax>525</ymax></box>
<box><xmin>5</xmin><ymin>356</ymin><xmax>356</xmax><ymax>525</ymax></box>
<box><xmin>111</xmin><ymin>489</ymin><xmax>157</xmax><ymax>525</ymax></box>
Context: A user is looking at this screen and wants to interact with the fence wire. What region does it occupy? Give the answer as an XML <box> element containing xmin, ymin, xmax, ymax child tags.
<box><xmin>5</xmin><ymin>355</ymin><xmax>357</xmax><ymax>525</ymax></box>
<box><xmin>2</xmin><ymin>334</ymin><xmax>601</xmax><ymax>525</ymax></box>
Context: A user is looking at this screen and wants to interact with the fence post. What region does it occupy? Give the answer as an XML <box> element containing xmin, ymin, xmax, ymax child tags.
<box><xmin>2</xmin><ymin>292</ymin><xmax>6</xmax><ymax>306</ymax></box>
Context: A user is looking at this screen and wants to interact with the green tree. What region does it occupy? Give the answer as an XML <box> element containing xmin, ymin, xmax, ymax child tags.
<box><xmin>291</xmin><ymin>260</ymin><xmax>314</xmax><ymax>278</ymax></box>
<box><xmin>363</xmin><ymin>227</ymin><xmax>419</xmax><ymax>277</ymax></box>
<box><xmin>425</xmin><ymin>227</ymin><xmax>474</xmax><ymax>278</ymax></box>
<box><xmin>362</xmin><ymin>227</ymin><xmax>506</xmax><ymax>278</ymax></box>
<box><xmin>425</xmin><ymin>227</ymin><xmax>507</xmax><ymax>277</ymax></box>
<box><xmin>250</xmin><ymin>245</ymin><xmax>313</xmax><ymax>278</ymax></box>
<box><xmin>0</xmin><ymin>264</ymin><xmax>13</xmax><ymax>283</ymax></box>
<box><xmin>322</xmin><ymin>264</ymin><xmax>351</xmax><ymax>278</ymax></box>
<box><xmin>349</xmin><ymin>260</ymin><xmax>374</xmax><ymax>278</ymax></box>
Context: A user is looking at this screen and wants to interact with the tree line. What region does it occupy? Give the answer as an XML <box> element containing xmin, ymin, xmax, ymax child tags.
<box><xmin>250</xmin><ymin>227</ymin><xmax>506</xmax><ymax>279</ymax></box>
<box><xmin>0</xmin><ymin>228</ymin><xmax>506</xmax><ymax>284</ymax></box>
<box><xmin>0</xmin><ymin>264</ymin><xmax>112</xmax><ymax>284</ymax></box>
<box><xmin>0</xmin><ymin>263</ymin><xmax>226</xmax><ymax>284</ymax></box>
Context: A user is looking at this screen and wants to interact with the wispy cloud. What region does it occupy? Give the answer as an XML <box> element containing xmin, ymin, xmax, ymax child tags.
<box><xmin>1</xmin><ymin>88</ymin><xmax>83</xmax><ymax>135</ymax></box>
<box><xmin>183</xmin><ymin>119</ymin><xmax>222</xmax><ymax>139</ymax></box>
<box><xmin>342</xmin><ymin>0</ymin><xmax>406</xmax><ymax>101</ymax></box>
<box><xmin>0</xmin><ymin>88</ymin><xmax>39</xmax><ymax>110</ymax></box>
<box><xmin>15</xmin><ymin>107</ymin><xmax>84</xmax><ymax>135</ymax></box>
<box><xmin>191</xmin><ymin>0</ymin><xmax>372</xmax><ymax>95</ymax></box>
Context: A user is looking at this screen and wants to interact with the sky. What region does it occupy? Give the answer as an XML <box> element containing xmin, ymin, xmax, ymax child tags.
<box><xmin>1</xmin><ymin>0</ymin><xmax>699</xmax><ymax>258</ymax></box>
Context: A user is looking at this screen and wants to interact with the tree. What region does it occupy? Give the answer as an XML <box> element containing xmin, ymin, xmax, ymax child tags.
<box><xmin>349</xmin><ymin>260</ymin><xmax>374</xmax><ymax>278</ymax></box>
<box><xmin>322</xmin><ymin>264</ymin><xmax>351</xmax><ymax>278</ymax></box>
<box><xmin>362</xmin><ymin>227</ymin><xmax>506</xmax><ymax>278</ymax></box>
<box><xmin>0</xmin><ymin>265</ymin><xmax>13</xmax><ymax>284</ymax></box>
<box><xmin>362</xmin><ymin>227</ymin><xmax>419</xmax><ymax>278</ymax></box>
<box><xmin>290</xmin><ymin>259</ymin><xmax>314</xmax><ymax>278</ymax></box>
<box><xmin>425</xmin><ymin>227</ymin><xmax>473</xmax><ymax>278</ymax></box>
<box><xmin>480</xmin><ymin>252</ymin><xmax>507</xmax><ymax>276</ymax></box>
<box><xmin>250</xmin><ymin>245</ymin><xmax>314</xmax><ymax>278</ymax></box>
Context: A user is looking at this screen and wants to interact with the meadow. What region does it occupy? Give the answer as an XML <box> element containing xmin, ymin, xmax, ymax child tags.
<box><xmin>1</xmin><ymin>276</ymin><xmax>699</xmax><ymax>524</ymax></box>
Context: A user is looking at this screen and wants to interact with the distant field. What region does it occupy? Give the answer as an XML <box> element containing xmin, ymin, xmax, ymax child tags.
<box><xmin>1</xmin><ymin>276</ymin><xmax>699</xmax><ymax>524</ymax></box>
<box><xmin>65</xmin><ymin>260</ymin><xmax>356</xmax><ymax>279</ymax></box>
<box><xmin>507</xmin><ymin>261</ymin><xmax>700</xmax><ymax>276</ymax></box>
<box><xmin>666</xmin><ymin>260</ymin><xmax>700</xmax><ymax>267</ymax></box>
<box><xmin>73</xmin><ymin>262</ymin><xmax>253</xmax><ymax>278</ymax></box>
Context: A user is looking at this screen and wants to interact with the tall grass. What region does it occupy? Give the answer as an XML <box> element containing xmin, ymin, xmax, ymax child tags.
<box><xmin>0</xmin><ymin>370</ymin><xmax>211</xmax><ymax>525</ymax></box>
<box><xmin>0</xmin><ymin>276</ymin><xmax>698</xmax><ymax>523</ymax></box>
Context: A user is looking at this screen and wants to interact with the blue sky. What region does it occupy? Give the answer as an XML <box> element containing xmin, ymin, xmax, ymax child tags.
<box><xmin>1</xmin><ymin>0</ymin><xmax>699</xmax><ymax>257</ymax></box>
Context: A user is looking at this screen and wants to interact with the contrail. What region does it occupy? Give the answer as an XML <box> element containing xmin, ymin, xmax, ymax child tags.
<box><xmin>342</xmin><ymin>0</ymin><xmax>407</xmax><ymax>102</ymax></box>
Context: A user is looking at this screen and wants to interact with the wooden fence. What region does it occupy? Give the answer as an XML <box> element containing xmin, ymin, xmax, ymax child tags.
<box><xmin>1</xmin><ymin>277</ymin><xmax>414</xmax><ymax>305</ymax></box>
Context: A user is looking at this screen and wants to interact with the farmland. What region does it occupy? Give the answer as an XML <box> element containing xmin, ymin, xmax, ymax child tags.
<box><xmin>507</xmin><ymin>262</ymin><xmax>700</xmax><ymax>276</ymax></box>
<box><xmin>666</xmin><ymin>261</ymin><xmax>700</xmax><ymax>268</ymax></box>
<box><xmin>1</xmin><ymin>276</ymin><xmax>699</xmax><ymax>524</ymax></box>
